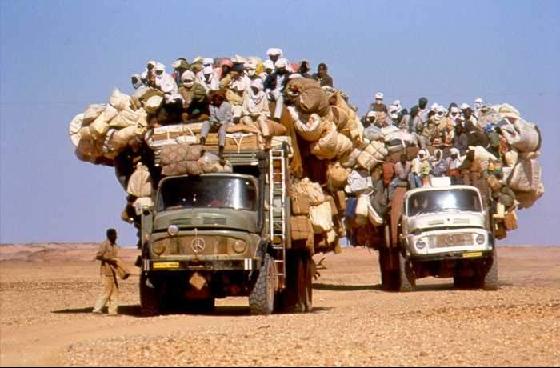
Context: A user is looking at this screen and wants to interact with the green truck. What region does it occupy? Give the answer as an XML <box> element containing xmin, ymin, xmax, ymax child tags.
<box><xmin>138</xmin><ymin>146</ymin><xmax>314</xmax><ymax>315</ymax></box>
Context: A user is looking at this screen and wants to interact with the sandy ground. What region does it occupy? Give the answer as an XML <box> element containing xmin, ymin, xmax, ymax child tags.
<box><xmin>0</xmin><ymin>243</ymin><xmax>558</xmax><ymax>367</ymax></box>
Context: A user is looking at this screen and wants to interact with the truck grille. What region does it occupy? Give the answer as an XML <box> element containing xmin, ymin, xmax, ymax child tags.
<box><xmin>431</xmin><ymin>233</ymin><xmax>473</xmax><ymax>248</ymax></box>
<box><xmin>153</xmin><ymin>235</ymin><xmax>246</xmax><ymax>256</ymax></box>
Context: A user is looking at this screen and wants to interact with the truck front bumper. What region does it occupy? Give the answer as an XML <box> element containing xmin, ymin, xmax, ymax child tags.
<box><xmin>409</xmin><ymin>249</ymin><xmax>494</xmax><ymax>262</ymax></box>
<box><xmin>143</xmin><ymin>257</ymin><xmax>259</xmax><ymax>272</ymax></box>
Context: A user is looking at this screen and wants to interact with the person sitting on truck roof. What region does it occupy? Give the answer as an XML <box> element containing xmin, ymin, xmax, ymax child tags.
<box><xmin>226</xmin><ymin>64</ymin><xmax>251</xmax><ymax>121</ymax></box>
<box><xmin>171</xmin><ymin>58</ymin><xmax>190</xmax><ymax>86</ymax></box>
<box><xmin>131</xmin><ymin>74</ymin><xmax>143</xmax><ymax>90</ymax></box>
<box><xmin>394</xmin><ymin>153</ymin><xmax>411</xmax><ymax>182</ymax></box>
<box><xmin>264</xmin><ymin>58</ymin><xmax>291</xmax><ymax>120</ymax></box>
<box><xmin>312</xmin><ymin>62</ymin><xmax>334</xmax><ymax>87</ymax></box>
<box><xmin>431</xmin><ymin>149</ymin><xmax>449</xmax><ymax>177</ymax></box>
<box><xmin>179</xmin><ymin>70</ymin><xmax>209</xmax><ymax>123</ymax></box>
<box><xmin>200</xmin><ymin>91</ymin><xmax>233</xmax><ymax>164</ymax></box>
<box><xmin>259</xmin><ymin>60</ymin><xmax>274</xmax><ymax>80</ymax></box>
<box><xmin>241</xmin><ymin>78</ymin><xmax>272</xmax><ymax>147</ymax></box>
<box><xmin>266</xmin><ymin>48</ymin><xmax>283</xmax><ymax>64</ymax></box>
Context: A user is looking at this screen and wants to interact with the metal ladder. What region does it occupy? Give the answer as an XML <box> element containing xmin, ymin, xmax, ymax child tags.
<box><xmin>268</xmin><ymin>147</ymin><xmax>287</xmax><ymax>289</ymax></box>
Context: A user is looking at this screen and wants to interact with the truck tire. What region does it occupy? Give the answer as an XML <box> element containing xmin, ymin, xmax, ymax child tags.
<box><xmin>397</xmin><ymin>251</ymin><xmax>415</xmax><ymax>292</ymax></box>
<box><xmin>479</xmin><ymin>249</ymin><xmax>498</xmax><ymax>290</ymax></box>
<box><xmin>297</xmin><ymin>252</ymin><xmax>313</xmax><ymax>312</ymax></box>
<box><xmin>249</xmin><ymin>254</ymin><xmax>276</xmax><ymax>315</ymax></box>
<box><xmin>140</xmin><ymin>273</ymin><xmax>161</xmax><ymax>316</ymax></box>
<box><xmin>378</xmin><ymin>248</ymin><xmax>399</xmax><ymax>291</ymax></box>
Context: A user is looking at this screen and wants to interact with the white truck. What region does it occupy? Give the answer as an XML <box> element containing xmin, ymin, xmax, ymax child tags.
<box><xmin>378</xmin><ymin>178</ymin><xmax>498</xmax><ymax>291</ymax></box>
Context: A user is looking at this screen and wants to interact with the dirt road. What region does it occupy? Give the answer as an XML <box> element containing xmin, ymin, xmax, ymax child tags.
<box><xmin>0</xmin><ymin>244</ymin><xmax>558</xmax><ymax>366</ymax></box>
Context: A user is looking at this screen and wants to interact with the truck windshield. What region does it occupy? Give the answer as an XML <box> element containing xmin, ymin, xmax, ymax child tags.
<box><xmin>407</xmin><ymin>189</ymin><xmax>482</xmax><ymax>216</ymax></box>
<box><xmin>157</xmin><ymin>176</ymin><xmax>257</xmax><ymax>212</ymax></box>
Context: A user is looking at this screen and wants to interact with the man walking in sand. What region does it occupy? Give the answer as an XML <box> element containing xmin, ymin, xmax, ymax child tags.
<box><xmin>93</xmin><ymin>228</ymin><xmax>128</xmax><ymax>315</ymax></box>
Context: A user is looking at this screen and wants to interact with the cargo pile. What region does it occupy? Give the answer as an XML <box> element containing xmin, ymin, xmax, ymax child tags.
<box><xmin>68</xmin><ymin>52</ymin><xmax>544</xmax><ymax>250</ymax></box>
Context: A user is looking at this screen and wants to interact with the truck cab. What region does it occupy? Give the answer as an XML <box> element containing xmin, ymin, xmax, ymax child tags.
<box><xmin>379</xmin><ymin>179</ymin><xmax>498</xmax><ymax>291</ymax></box>
<box><xmin>139</xmin><ymin>147</ymin><xmax>314</xmax><ymax>315</ymax></box>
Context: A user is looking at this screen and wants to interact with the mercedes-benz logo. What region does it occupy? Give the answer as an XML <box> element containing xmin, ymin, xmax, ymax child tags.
<box><xmin>191</xmin><ymin>237</ymin><xmax>206</xmax><ymax>254</ymax></box>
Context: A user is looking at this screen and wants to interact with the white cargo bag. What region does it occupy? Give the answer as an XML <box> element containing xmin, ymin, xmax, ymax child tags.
<box><xmin>82</xmin><ymin>104</ymin><xmax>106</xmax><ymax>125</ymax></box>
<box><xmin>347</xmin><ymin>170</ymin><xmax>372</xmax><ymax>193</ymax></box>
<box><xmin>91</xmin><ymin>105</ymin><xmax>118</xmax><ymax>138</ymax></box>
<box><xmin>355</xmin><ymin>193</ymin><xmax>370</xmax><ymax>216</ymax></box>
<box><xmin>68</xmin><ymin>113</ymin><xmax>84</xmax><ymax>147</ymax></box>
<box><xmin>367</xmin><ymin>203</ymin><xmax>383</xmax><ymax>226</ymax></box>
<box><xmin>127</xmin><ymin>163</ymin><xmax>152</xmax><ymax>198</ymax></box>
<box><xmin>309</xmin><ymin>201</ymin><xmax>334</xmax><ymax>233</ymax></box>
<box><xmin>508</xmin><ymin>158</ymin><xmax>542</xmax><ymax>192</ymax></box>
<box><xmin>109</xmin><ymin>88</ymin><xmax>131</xmax><ymax>111</ymax></box>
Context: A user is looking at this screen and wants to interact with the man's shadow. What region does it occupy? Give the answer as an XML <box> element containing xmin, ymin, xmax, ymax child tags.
<box><xmin>52</xmin><ymin>305</ymin><xmax>143</xmax><ymax>317</ymax></box>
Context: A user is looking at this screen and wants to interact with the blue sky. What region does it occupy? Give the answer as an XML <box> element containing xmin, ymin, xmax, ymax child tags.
<box><xmin>1</xmin><ymin>0</ymin><xmax>559</xmax><ymax>246</ymax></box>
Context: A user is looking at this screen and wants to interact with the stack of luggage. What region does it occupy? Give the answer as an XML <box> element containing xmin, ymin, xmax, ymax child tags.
<box><xmin>68</xmin><ymin>54</ymin><xmax>545</xmax><ymax>250</ymax></box>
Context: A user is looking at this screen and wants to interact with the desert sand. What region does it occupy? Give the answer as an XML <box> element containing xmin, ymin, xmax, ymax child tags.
<box><xmin>0</xmin><ymin>243</ymin><xmax>558</xmax><ymax>366</ymax></box>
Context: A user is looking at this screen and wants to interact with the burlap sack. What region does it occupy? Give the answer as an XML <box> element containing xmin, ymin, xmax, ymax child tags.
<box><xmin>291</xmin><ymin>193</ymin><xmax>310</xmax><ymax>215</ymax></box>
<box><xmin>512</xmin><ymin>120</ymin><xmax>541</xmax><ymax>153</ymax></box>
<box><xmin>293</xmin><ymin>113</ymin><xmax>324</xmax><ymax>142</ymax></box>
<box><xmin>326</xmin><ymin>162</ymin><xmax>349</xmax><ymax>190</ymax></box>
<box><xmin>109</xmin><ymin>109</ymin><xmax>141</xmax><ymax>128</ymax></box>
<box><xmin>185</xmin><ymin>161</ymin><xmax>203</xmax><ymax>175</ymax></box>
<box><xmin>508</xmin><ymin>158</ymin><xmax>542</xmax><ymax>192</ymax></box>
<box><xmin>290</xmin><ymin>216</ymin><xmax>313</xmax><ymax>241</ymax></box>
<box><xmin>109</xmin><ymin>89</ymin><xmax>131</xmax><ymax>111</ymax></box>
<box><xmin>291</xmin><ymin>178</ymin><xmax>325</xmax><ymax>205</ymax></box>
<box><xmin>185</xmin><ymin>145</ymin><xmax>203</xmax><ymax>161</ymax></box>
<box><xmin>91</xmin><ymin>105</ymin><xmax>118</xmax><ymax>138</ymax></box>
<box><xmin>162</xmin><ymin>161</ymin><xmax>188</xmax><ymax>176</ymax></box>
<box><xmin>287</xmin><ymin>78</ymin><xmax>330</xmax><ymax>117</ymax></box>
<box><xmin>127</xmin><ymin>164</ymin><xmax>152</xmax><ymax>197</ymax></box>
<box><xmin>365</xmin><ymin>141</ymin><xmax>388</xmax><ymax>161</ymax></box>
<box><xmin>108</xmin><ymin>125</ymin><xmax>139</xmax><ymax>152</ymax></box>
<box><xmin>144</xmin><ymin>95</ymin><xmax>163</xmax><ymax>114</ymax></box>
<box><xmin>331</xmin><ymin>105</ymin><xmax>349</xmax><ymax>130</ymax></box>
<box><xmin>339</xmin><ymin>148</ymin><xmax>361</xmax><ymax>168</ymax></box>
<box><xmin>82</xmin><ymin>104</ymin><xmax>106</xmax><ymax>125</ymax></box>
<box><xmin>356</xmin><ymin>149</ymin><xmax>378</xmax><ymax>170</ymax></box>
<box><xmin>311</xmin><ymin>127</ymin><xmax>339</xmax><ymax>160</ymax></box>
<box><xmin>75</xmin><ymin>136</ymin><xmax>104</xmax><ymax>163</ymax></box>
<box><xmin>159</xmin><ymin>143</ymin><xmax>191</xmax><ymax>166</ymax></box>
<box><xmin>334</xmin><ymin>132</ymin><xmax>353</xmax><ymax>158</ymax></box>
<box><xmin>309</xmin><ymin>201</ymin><xmax>334</xmax><ymax>233</ymax></box>
<box><xmin>68</xmin><ymin>113</ymin><xmax>84</xmax><ymax>147</ymax></box>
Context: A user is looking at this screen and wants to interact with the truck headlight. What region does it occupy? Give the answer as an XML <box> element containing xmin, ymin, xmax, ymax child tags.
<box><xmin>230</xmin><ymin>239</ymin><xmax>247</xmax><ymax>254</ymax></box>
<box><xmin>416</xmin><ymin>238</ymin><xmax>427</xmax><ymax>249</ymax></box>
<box><xmin>476</xmin><ymin>234</ymin><xmax>485</xmax><ymax>245</ymax></box>
<box><xmin>168</xmin><ymin>225</ymin><xmax>179</xmax><ymax>236</ymax></box>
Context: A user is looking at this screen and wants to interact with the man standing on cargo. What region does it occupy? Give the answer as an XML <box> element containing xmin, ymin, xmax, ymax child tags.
<box><xmin>93</xmin><ymin>228</ymin><xmax>122</xmax><ymax>315</ymax></box>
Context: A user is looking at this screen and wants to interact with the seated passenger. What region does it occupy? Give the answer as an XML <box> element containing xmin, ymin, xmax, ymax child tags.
<box><xmin>178</xmin><ymin>71</ymin><xmax>209</xmax><ymax>123</ymax></box>
<box><xmin>241</xmin><ymin>79</ymin><xmax>272</xmax><ymax>148</ymax></box>
<box><xmin>200</xmin><ymin>91</ymin><xmax>233</xmax><ymax>164</ymax></box>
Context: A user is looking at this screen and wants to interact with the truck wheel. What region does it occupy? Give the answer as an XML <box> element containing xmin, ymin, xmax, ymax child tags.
<box><xmin>479</xmin><ymin>250</ymin><xmax>498</xmax><ymax>290</ymax></box>
<box><xmin>275</xmin><ymin>249</ymin><xmax>303</xmax><ymax>313</ymax></box>
<box><xmin>140</xmin><ymin>273</ymin><xmax>161</xmax><ymax>316</ymax></box>
<box><xmin>297</xmin><ymin>252</ymin><xmax>313</xmax><ymax>312</ymax></box>
<box><xmin>249</xmin><ymin>254</ymin><xmax>276</xmax><ymax>315</ymax></box>
<box><xmin>397</xmin><ymin>251</ymin><xmax>415</xmax><ymax>292</ymax></box>
<box><xmin>378</xmin><ymin>248</ymin><xmax>399</xmax><ymax>291</ymax></box>
<box><xmin>378</xmin><ymin>248</ymin><xmax>393</xmax><ymax>290</ymax></box>
<box><xmin>453</xmin><ymin>274</ymin><xmax>471</xmax><ymax>289</ymax></box>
